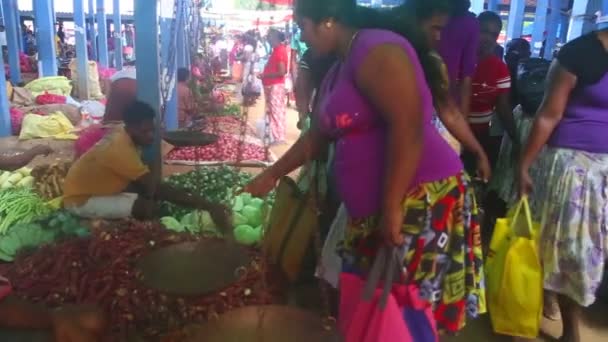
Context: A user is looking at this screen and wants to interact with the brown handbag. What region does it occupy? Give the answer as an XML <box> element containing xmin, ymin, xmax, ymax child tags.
<box><xmin>262</xmin><ymin>175</ymin><xmax>320</xmax><ymax>283</ymax></box>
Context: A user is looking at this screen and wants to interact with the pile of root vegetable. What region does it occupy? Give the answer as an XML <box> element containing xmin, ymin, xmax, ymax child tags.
<box><xmin>2</xmin><ymin>220</ymin><xmax>274</xmax><ymax>341</ymax></box>
<box><xmin>31</xmin><ymin>162</ymin><xmax>71</xmax><ymax>200</ymax></box>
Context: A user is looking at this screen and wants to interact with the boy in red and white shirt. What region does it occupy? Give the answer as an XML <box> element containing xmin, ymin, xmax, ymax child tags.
<box><xmin>466</xmin><ymin>11</ymin><xmax>517</xmax><ymax>171</ymax></box>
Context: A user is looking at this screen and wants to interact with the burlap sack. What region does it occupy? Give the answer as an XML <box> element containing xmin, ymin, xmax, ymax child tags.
<box><xmin>10</xmin><ymin>87</ymin><xmax>35</xmax><ymax>107</ymax></box>
<box><xmin>69</xmin><ymin>60</ymin><xmax>104</xmax><ymax>100</ymax></box>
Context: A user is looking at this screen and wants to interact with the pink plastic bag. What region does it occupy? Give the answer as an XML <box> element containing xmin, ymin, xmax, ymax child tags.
<box><xmin>339</xmin><ymin>242</ymin><xmax>438</xmax><ymax>342</ymax></box>
<box><xmin>9</xmin><ymin>107</ymin><xmax>25</xmax><ymax>135</ymax></box>
<box><xmin>340</xmin><ymin>273</ymin><xmax>413</xmax><ymax>342</ymax></box>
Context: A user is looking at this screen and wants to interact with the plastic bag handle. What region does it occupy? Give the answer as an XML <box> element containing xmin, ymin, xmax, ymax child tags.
<box><xmin>362</xmin><ymin>246</ymin><xmax>403</xmax><ymax>309</ymax></box>
<box><xmin>510</xmin><ymin>196</ymin><xmax>535</xmax><ymax>237</ymax></box>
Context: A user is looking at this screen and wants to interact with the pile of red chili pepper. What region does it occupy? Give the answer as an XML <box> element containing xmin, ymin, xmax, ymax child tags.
<box><xmin>2</xmin><ymin>220</ymin><xmax>274</xmax><ymax>341</ymax></box>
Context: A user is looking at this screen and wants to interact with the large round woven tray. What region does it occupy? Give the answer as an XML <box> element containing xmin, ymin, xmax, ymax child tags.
<box><xmin>136</xmin><ymin>240</ymin><xmax>251</xmax><ymax>296</ymax></box>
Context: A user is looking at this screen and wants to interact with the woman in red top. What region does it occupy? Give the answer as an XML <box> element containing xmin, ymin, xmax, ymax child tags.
<box><xmin>260</xmin><ymin>29</ymin><xmax>289</xmax><ymax>143</ymax></box>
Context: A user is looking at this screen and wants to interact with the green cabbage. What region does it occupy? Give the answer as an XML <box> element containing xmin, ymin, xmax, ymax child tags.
<box><xmin>232</xmin><ymin>196</ymin><xmax>244</xmax><ymax>212</ymax></box>
<box><xmin>161</xmin><ymin>217</ymin><xmax>185</xmax><ymax>232</ymax></box>
<box><xmin>234</xmin><ymin>225</ymin><xmax>258</xmax><ymax>246</ymax></box>
<box><xmin>233</xmin><ymin>212</ymin><xmax>248</xmax><ymax>226</ymax></box>
<box><xmin>241</xmin><ymin>205</ymin><xmax>263</xmax><ymax>227</ymax></box>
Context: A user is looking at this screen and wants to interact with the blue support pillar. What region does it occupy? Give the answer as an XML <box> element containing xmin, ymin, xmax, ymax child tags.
<box><xmin>3</xmin><ymin>0</ymin><xmax>22</xmax><ymax>84</ymax></box>
<box><xmin>544</xmin><ymin>0</ymin><xmax>561</xmax><ymax>59</ymax></box>
<box><xmin>14</xmin><ymin>0</ymin><xmax>23</xmax><ymax>53</ymax></box>
<box><xmin>531</xmin><ymin>0</ymin><xmax>549</xmax><ymax>57</ymax></box>
<box><xmin>74</xmin><ymin>0</ymin><xmax>89</xmax><ymax>100</ymax></box>
<box><xmin>135</xmin><ymin>0</ymin><xmax>161</xmax><ymax>174</ymax></box>
<box><xmin>135</xmin><ymin>0</ymin><xmax>160</xmax><ymax>114</ymax></box>
<box><xmin>50</xmin><ymin>0</ymin><xmax>56</xmax><ymax>27</ymax></box>
<box><xmin>96</xmin><ymin>0</ymin><xmax>109</xmax><ymax>67</ymax></box>
<box><xmin>176</xmin><ymin>0</ymin><xmax>188</xmax><ymax>69</ymax></box>
<box><xmin>88</xmin><ymin>0</ymin><xmax>97</xmax><ymax>61</ymax></box>
<box><xmin>567</xmin><ymin>0</ymin><xmax>590</xmax><ymax>41</ymax></box>
<box><xmin>162</xmin><ymin>17</ymin><xmax>178</xmax><ymax>131</ymax></box>
<box><xmin>113</xmin><ymin>0</ymin><xmax>123</xmax><ymax>70</ymax></box>
<box><xmin>488</xmin><ymin>0</ymin><xmax>499</xmax><ymax>12</ymax></box>
<box><xmin>0</xmin><ymin>52</ymin><xmax>10</xmax><ymax>137</ymax></box>
<box><xmin>599</xmin><ymin>0</ymin><xmax>608</xmax><ymax>30</ymax></box>
<box><xmin>470</xmin><ymin>0</ymin><xmax>484</xmax><ymax>15</ymax></box>
<box><xmin>34</xmin><ymin>0</ymin><xmax>58</xmax><ymax>77</ymax></box>
<box><xmin>506</xmin><ymin>0</ymin><xmax>526</xmax><ymax>41</ymax></box>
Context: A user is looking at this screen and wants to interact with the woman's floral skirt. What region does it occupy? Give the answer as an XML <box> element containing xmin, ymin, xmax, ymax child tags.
<box><xmin>529</xmin><ymin>147</ymin><xmax>608</xmax><ymax>307</ymax></box>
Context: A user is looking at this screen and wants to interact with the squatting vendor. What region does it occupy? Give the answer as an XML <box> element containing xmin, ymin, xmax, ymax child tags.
<box><xmin>63</xmin><ymin>100</ymin><xmax>231</xmax><ymax>231</ymax></box>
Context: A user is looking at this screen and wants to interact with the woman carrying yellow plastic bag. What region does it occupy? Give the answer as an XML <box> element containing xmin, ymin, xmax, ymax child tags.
<box><xmin>486</xmin><ymin>196</ymin><xmax>542</xmax><ymax>338</ymax></box>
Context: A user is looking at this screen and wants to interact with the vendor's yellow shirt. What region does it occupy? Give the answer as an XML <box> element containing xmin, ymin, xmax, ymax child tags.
<box><xmin>63</xmin><ymin>127</ymin><xmax>149</xmax><ymax>207</ymax></box>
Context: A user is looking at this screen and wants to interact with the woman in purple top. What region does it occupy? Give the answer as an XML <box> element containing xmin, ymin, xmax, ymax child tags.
<box><xmin>438</xmin><ymin>0</ymin><xmax>480</xmax><ymax>117</ymax></box>
<box><xmin>245</xmin><ymin>0</ymin><xmax>484</xmax><ymax>334</ymax></box>
<box><xmin>519</xmin><ymin>28</ymin><xmax>608</xmax><ymax>342</ymax></box>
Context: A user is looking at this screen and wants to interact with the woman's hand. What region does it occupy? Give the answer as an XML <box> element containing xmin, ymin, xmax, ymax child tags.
<box><xmin>518</xmin><ymin>166</ymin><xmax>533</xmax><ymax>197</ymax></box>
<box><xmin>379</xmin><ymin>206</ymin><xmax>405</xmax><ymax>247</ymax></box>
<box><xmin>242</xmin><ymin>170</ymin><xmax>278</xmax><ymax>198</ymax></box>
<box><xmin>476</xmin><ymin>152</ymin><xmax>492</xmax><ymax>183</ymax></box>
<box><xmin>207</xmin><ymin>203</ymin><xmax>233</xmax><ymax>234</ymax></box>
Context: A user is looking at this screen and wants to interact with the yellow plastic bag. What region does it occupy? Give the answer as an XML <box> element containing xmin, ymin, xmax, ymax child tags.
<box><xmin>19</xmin><ymin>112</ymin><xmax>78</xmax><ymax>140</ymax></box>
<box><xmin>486</xmin><ymin>197</ymin><xmax>542</xmax><ymax>338</ymax></box>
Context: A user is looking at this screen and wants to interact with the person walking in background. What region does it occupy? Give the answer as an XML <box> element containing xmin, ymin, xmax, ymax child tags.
<box><xmin>259</xmin><ymin>29</ymin><xmax>289</xmax><ymax>144</ymax></box>
<box><xmin>504</xmin><ymin>38</ymin><xmax>532</xmax><ymax>109</ymax></box>
<box><xmin>246</xmin><ymin>0</ymin><xmax>484</xmax><ymax>334</ymax></box>
<box><xmin>177</xmin><ymin>68</ymin><xmax>195</xmax><ymax>129</ymax></box>
<box><xmin>519</xmin><ymin>28</ymin><xmax>608</xmax><ymax>342</ymax></box>
<box><xmin>464</xmin><ymin>11</ymin><xmax>517</xmax><ymax>234</ymax></box>
<box><xmin>438</xmin><ymin>0</ymin><xmax>480</xmax><ymax>118</ymax></box>
<box><xmin>57</xmin><ymin>22</ymin><xmax>65</xmax><ymax>44</ymax></box>
<box><xmin>405</xmin><ymin>0</ymin><xmax>491</xmax><ymax>182</ymax></box>
<box><xmin>487</xmin><ymin>38</ymin><xmax>548</xmax><ymax>209</ymax></box>
<box><xmin>465</xmin><ymin>11</ymin><xmax>517</xmax><ymax>171</ymax></box>
<box><xmin>295</xmin><ymin>48</ymin><xmax>336</xmax><ymax>130</ymax></box>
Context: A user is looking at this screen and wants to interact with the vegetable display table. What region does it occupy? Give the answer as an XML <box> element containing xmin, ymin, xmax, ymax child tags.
<box><xmin>184</xmin><ymin>305</ymin><xmax>341</xmax><ymax>342</ymax></box>
<box><xmin>137</xmin><ymin>240</ymin><xmax>251</xmax><ymax>296</ymax></box>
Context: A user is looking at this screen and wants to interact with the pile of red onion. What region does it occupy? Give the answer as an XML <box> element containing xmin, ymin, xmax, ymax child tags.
<box><xmin>166</xmin><ymin>133</ymin><xmax>269</xmax><ymax>163</ymax></box>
